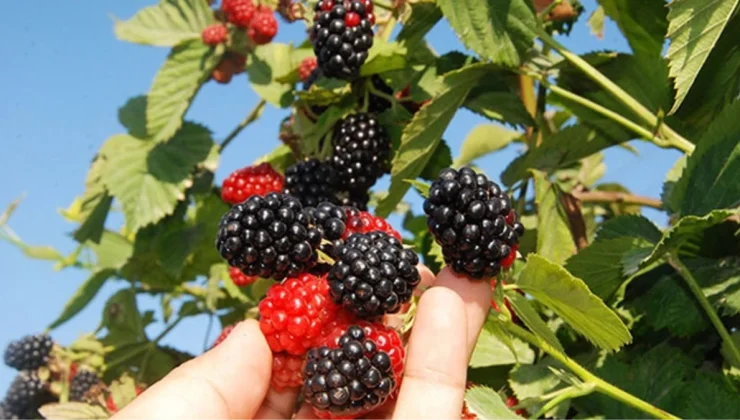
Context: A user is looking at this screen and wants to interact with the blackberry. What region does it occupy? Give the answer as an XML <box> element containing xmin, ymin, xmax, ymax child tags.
<box><xmin>341</xmin><ymin>190</ymin><xmax>370</xmax><ymax>211</ymax></box>
<box><xmin>69</xmin><ymin>370</ymin><xmax>100</xmax><ymax>402</ymax></box>
<box><xmin>307</xmin><ymin>202</ymin><xmax>348</xmax><ymax>242</ymax></box>
<box><xmin>302</xmin><ymin>326</ymin><xmax>397</xmax><ymax>418</ymax></box>
<box><xmin>423</xmin><ymin>167</ymin><xmax>522</xmax><ymax>279</ymax></box>
<box><xmin>3</xmin><ymin>334</ymin><xmax>53</xmax><ymax>371</ymax></box>
<box><xmin>2</xmin><ymin>372</ymin><xmax>45</xmax><ymax>417</ymax></box>
<box><xmin>284</xmin><ymin>159</ymin><xmax>342</xmax><ymax>208</ymax></box>
<box><xmin>216</xmin><ymin>192</ymin><xmax>322</xmax><ymax>280</ymax></box>
<box><xmin>331</xmin><ymin>113</ymin><xmax>390</xmax><ymax>192</ymax></box>
<box><xmin>0</xmin><ymin>403</ymin><xmax>18</xmax><ymax>420</ymax></box>
<box><xmin>328</xmin><ymin>231</ymin><xmax>420</xmax><ymax>319</ymax></box>
<box><xmin>312</xmin><ymin>0</ymin><xmax>374</xmax><ymax>80</ymax></box>
<box><xmin>366</xmin><ymin>75</ymin><xmax>393</xmax><ymax>114</ymax></box>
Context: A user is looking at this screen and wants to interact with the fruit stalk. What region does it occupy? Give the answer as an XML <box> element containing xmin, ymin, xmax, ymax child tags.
<box><xmin>219</xmin><ymin>99</ymin><xmax>267</xmax><ymax>152</ymax></box>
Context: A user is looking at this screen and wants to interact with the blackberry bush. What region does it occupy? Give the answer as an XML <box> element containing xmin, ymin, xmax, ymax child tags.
<box><xmin>328</xmin><ymin>231</ymin><xmax>420</xmax><ymax>319</ymax></box>
<box><xmin>216</xmin><ymin>193</ymin><xmax>322</xmax><ymax>280</ymax></box>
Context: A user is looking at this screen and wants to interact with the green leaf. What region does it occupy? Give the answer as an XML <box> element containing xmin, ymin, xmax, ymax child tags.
<box><xmin>99</xmin><ymin>124</ymin><xmax>215</xmax><ymax>232</ymax></box>
<box><xmin>565</xmin><ymin>237</ymin><xmax>651</xmax><ymax>300</ymax></box>
<box><xmin>587</xmin><ymin>6</ymin><xmax>605</xmax><ymax>38</ymax></box>
<box><xmin>419</xmin><ymin>140</ymin><xmax>453</xmax><ymax>181</ymax></box>
<box><xmin>147</xmin><ymin>40</ymin><xmax>221</xmax><ymax>143</ymax></box>
<box><xmin>119</xmin><ymin>96</ymin><xmax>149</xmax><ymax>138</ymax></box>
<box><xmin>662</xmin><ymin>155</ymin><xmax>687</xmax><ymax>214</ymax></box>
<box><xmin>360</xmin><ymin>41</ymin><xmax>409</xmax><ymax>75</ymax></box>
<box><xmin>397</xmin><ymin>2</ymin><xmax>442</xmax><ymax>46</ymax></box>
<box><xmin>39</xmin><ymin>403</ymin><xmax>109</xmax><ymax>420</ymax></box>
<box><xmin>48</xmin><ymin>269</ymin><xmax>115</xmax><ymax>330</ymax></box>
<box><xmin>102</xmin><ymin>289</ymin><xmax>146</xmax><ymax>345</ymax></box>
<box><xmin>376</xmin><ymin>64</ymin><xmax>489</xmax><ymax>217</ymax></box>
<box><xmin>517</xmin><ymin>254</ymin><xmax>632</xmax><ymax>351</ymax></box>
<box><xmin>502</xmin><ymin>125</ymin><xmax>624</xmax><ymax>187</ymax></box>
<box><xmin>681</xmin><ymin>373</ymin><xmax>740</xmax><ymax>419</ymax></box>
<box><xmin>405</xmin><ymin>180</ymin><xmax>430</xmax><ymax>198</ymax></box>
<box><xmin>89</xmin><ymin>232</ymin><xmax>134</xmax><ymax>270</ymax></box>
<box><xmin>597</xmin><ymin>0</ymin><xmax>667</xmax><ymax>58</ymax></box>
<box><xmin>532</xmin><ymin>171</ymin><xmax>576</xmax><ymax>265</ymax></box>
<box><xmin>505</xmin><ymin>292</ymin><xmax>564</xmax><ymax>353</ymax></box>
<box><xmin>671</xmin><ymin>100</ymin><xmax>740</xmax><ymax>216</ymax></box>
<box><xmin>109</xmin><ymin>375</ymin><xmax>140</xmax><ymax>414</ymax></box>
<box><xmin>437</xmin><ymin>0</ymin><xmax>536</xmax><ymax>67</ymax></box>
<box><xmin>114</xmin><ymin>0</ymin><xmax>214</xmax><ymax>47</ymax></box>
<box><xmin>464</xmin><ymin>386</ymin><xmax>523</xmax><ymax>419</ymax></box>
<box><xmin>464</xmin><ymin>90</ymin><xmax>533</xmax><ymax>128</ymax></box>
<box><xmin>248</xmin><ymin>43</ymin><xmax>296</xmax><ymax>108</ymax></box>
<box><xmin>596</xmin><ymin>214</ymin><xmax>662</xmax><ymax>243</ymax></box>
<box><xmin>666</xmin><ymin>0</ymin><xmax>740</xmax><ymax>113</ymax></box>
<box><xmin>642</xmin><ymin>209</ymin><xmax>739</xmax><ymax>266</ymax></box>
<box><xmin>578</xmin><ymin>344</ymin><xmax>692</xmax><ymax>418</ymax></box>
<box><xmin>255</xmin><ymin>144</ymin><xmax>296</xmax><ymax>173</ymax></box>
<box><xmin>454</xmin><ymin>124</ymin><xmax>521</xmax><ymax>167</ymax></box>
<box><xmin>73</xmin><ymin>194</ymin><xmax>113</xmax><ymax>244</ymax></box>
<box><xmin>471</xmin><ymin>317</ymin><xmax>535</xmax><ymax>368</ymax></box>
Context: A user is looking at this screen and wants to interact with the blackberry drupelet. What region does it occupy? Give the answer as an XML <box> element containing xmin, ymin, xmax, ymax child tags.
<box><xmin>302</xmin><ymin>326</ymin><xmax>397</xmax><ymax>418</ymax></box>
<box><xmin>2</xmin><ymin>372</ymin><xmax>45</xmax><ymax>417</ymax></box>
<box><xmin>216</xmin><ymin>192</ymin><xmax>322</xmax><ymax>280</ymax></box>
<box><xmin>3</xmin><ymin>334</ymin><xmax>53</xmax><ymax>371</ymax></box>
<box><xmin>307</xmin><ymin>202</ymin><xmax>348</xmax><ymax>242</ymax></box>
<box><xmin>423</xmin><ymin>167</ymin><xmax>523</xmax><ymax>279</ymax></box>
<box><xmin>69</xmin><ymin>370</ymin><xmax>100</xmax><ymax>402</ymax></box>
<box><xmin>312</xmin><ymin>0</ymin><xmax>374</xmax><ymax>80</ymax></box>
<box><xmin>331</xmin><ymin>112</ymin><xmax>390</xmax><ymax>192</ymax></box>
<box><xmin>328</xmin><ymin>231</ymin><xmax>420</xmax><ymax>319</ymax></box>
<box><xmin>284</xmin><ymin>159</ymin><xmax>342</xmax><ymax>208</ymax></box>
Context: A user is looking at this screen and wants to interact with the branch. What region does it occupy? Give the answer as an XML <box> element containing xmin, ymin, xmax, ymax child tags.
<box><xmin>573</xmin><ymin>190</ymin><xmax>663</xmax><ymax>210</ymax></box>
<box><xmin>219</xmin><ymin>99</ymin><xmax>267</xmax><ymax>152</ymax></box>
<box><xmin>559</xmin><ymin>191</ymin><xmax>589</xmax><ymax>250</ymax></box>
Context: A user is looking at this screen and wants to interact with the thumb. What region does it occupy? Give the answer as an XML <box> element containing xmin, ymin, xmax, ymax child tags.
<box><xmin>113</xmin><ymin>320</ymin><xmax>272</xmax><ymax>419</ymax></box>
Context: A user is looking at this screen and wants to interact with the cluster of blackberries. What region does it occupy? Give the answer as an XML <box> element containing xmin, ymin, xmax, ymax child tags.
<box><xmin>283</xmin><ymin>112</ymin><xmax>391</xmax><ymax>211</ymax></box>
<box><xmin>1</xmin><ymin>335</ymin><xmax>55</xmax><ymax>419</ymax></box>
<box><xmin>68</xmin><ymin>370</ymin><xmax>101</xmax><ymax>403</ymax></box>
<box><xmin>311</xmin><ymin>0</ymin><xmax>375</xmax><ymax>80</ymax></box>
<box><xmin>424</xmin><ymin>167</ymin><xmax>524</xmax><ymax>279</ymax></box>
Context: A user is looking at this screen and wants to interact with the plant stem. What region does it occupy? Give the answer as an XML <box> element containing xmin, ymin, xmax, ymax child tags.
<box><xmin>668</xmin><ymin>253</ymin><xmax>740</xmax><ymax>367</ymax></box>
<box><xmin>573</xmin><ymin>190</ymin><xmax>663</xmax><ymax>210</ymax></box>
<box><xmin>534</xmin><ymin>28</ymin><xmax>694</xmax><ymax>154</ymax></box>
<box><xmin>502</xmin><ymin>321</ymin><xmax>679</xmax><ymax>419</ymax></box>
<box><xmin>219</xmin><ymin>99</ymin><xmax>267</xmax><ymax>152</ymax></box>
<box><xmin>532</xmin><ymin>383</ymin><xmax>596</xmax><ymax>419</ymax></box>
<box><xmin>373</xmin><ymin>0</ymin><xmax>393</xmax><ymax>11</ymax></box>
<box><xmin>154</xmin><ymin>316</ymin><xmax>184</xmax><ymax>343</ymax></box>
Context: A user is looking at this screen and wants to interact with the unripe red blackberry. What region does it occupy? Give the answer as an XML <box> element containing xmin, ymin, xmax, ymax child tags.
<box><xmin>221</xmin><ymin>162</ymin><xmax>285</xmax><ymax>205</ymax></box>
<box><xmin>423</xmin><ymin>167</ymin><xmax>523</xmax><ymax>279</ymax></box>
<box><xmin>201</xmin><ymin>24</ymin><xmax>228</xmax><ymax>46</ymax></box>
<box><xmin>299</xmin><ymin>57</ymin><xmax>319</xmax><ymax>82</ymax></box>
<box><xmin>216</xmin><ymin>192</ymin><xmax>322</xmax><ymax>280</ymax></box>
<box><xmin>331</xmin><ymin>112</ymin><xmax>390</xmax><ymax>192</ymax></box>
<box><xmin>212</xmin><ymin>325</ymin><xmax>236</xmax><ymax>348</ymax></box>
<box><xmin>229</xmin><ymin>266</ymin><xmax>258</xmax><ymax>287</ymax></box>
<box><xmin>343</xmin><ymin>209</ymin><xmax>401</xmax><ymax>241</ymax></box>
<box><xmin>284</xmin><ymin>159</ymin><xmax>342</xmax><ymax>208</ymax></box>
<box><xmin>248</xmin><ymin>6</ymin><xmax>278</xmax><ymax>45</ymax></box>
<box><xmin>328</xmin><ymin>231</ymin><xmax>420</xmax><ymax>319</ymax></box>
<box><xmin>3</xmin><ymin>334</ymin><xmax>53</xmax><ymax>371</ymax></box>
<box><xmin>222</xmin><ymin>0</ymin><xmax>256</xmax><ymax>28</ymax></box>
<box><xmin>302</xmin><ymin>325</ymin><xmax>400</xmax><ymax>418</ymax></box>
<box><xmin>272</xmin><ymin>352</ymin><xmax>305</xmax><ymax>390</ymax></box>
<box><xmin>311</xmin><ymin>0</ymin><xmax>374</xmax><ymax>80</ymax></box>
<box><xmin>69</xmin><ymin>370</ymin><xmax>100</xmax><ymax>402</ymax></box>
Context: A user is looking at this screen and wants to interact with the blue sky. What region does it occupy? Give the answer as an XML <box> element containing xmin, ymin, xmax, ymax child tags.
<box><xmin>0</xmin><ymin>0</ymin><xmax>681</xmax><ymax>390</ymax></box>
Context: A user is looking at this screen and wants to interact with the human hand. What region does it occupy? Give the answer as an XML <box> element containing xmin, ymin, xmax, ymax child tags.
<box><xmin>113</xmin><ymin>266</ymin><xmax>490</xmax><ymax>419</ymax></box>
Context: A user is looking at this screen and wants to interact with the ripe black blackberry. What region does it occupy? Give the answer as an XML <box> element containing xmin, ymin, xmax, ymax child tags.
<box><xmin>0</xmin><ymin>403</ymin><xmax>17</xmax><ymax>420</ymax></box>
<box><xmin>69</xmin><ymin>370</ymin><xmax>100</xmax><ymax>402</ymax></box>
<box><xmin>331</xmin><ymin>112</ymin><xmax>390</xmax><ymax>192</ymax></box>
<box><xmin>366</xmin><ymin>75</ymin><xmax>393</xmax><ymax>114</ymax></box>
<box><xmin>312</xmin><ymin>0</ymin><xmax>374</xmax><ymax>80</ymax></box>
<box><xmin>3</xmin><ymin>334</ymin><xmax>53</xmax><ymax>371</ymax></box>
<box><xmin>2</xmin><ymin>372</ymin><xmax>45</xmax><ymax>417</ymax></box>
<box><xmin>341</xmin><ymin>190</ymin><xmax>369</xmax><ymax>211</ymax></box>
<box><xmin>216</xmin><ymin>192</ymin><xmax>322</xmax><ymax>280</ymax></box>
<box><xmin>306</xmin><ymin>202</ymin><xmax>348</xmax><ymax>242</ymax></box>
<box><xmin>302</xmin><ymin>326</ymin><xmax>396</xmax><ymax>417</ymax></box>
<box><xmin>284</xmin><ymin>159</ymin><xmax>342</xmax><ymax>208</ymax></box>
<box><xmin>328</xmin><ymin>231</ymin><xmax>420</xmax><ymax>318</ymax></box>
<box><xmin>423</xmin><ymin>167</ymin><xmax>522</xmax><ymax>279</ymax></box>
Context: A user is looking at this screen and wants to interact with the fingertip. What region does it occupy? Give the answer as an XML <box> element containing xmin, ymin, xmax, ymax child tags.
<box><xmin>416</xmin><ymin>264</ymin><xmax>437</xmax><ymax>295</ymax></box>
<box><xmin>434</xmin><ymin>267</ymin><xmax>491</xmax><ymax>353</ymax></box>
